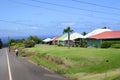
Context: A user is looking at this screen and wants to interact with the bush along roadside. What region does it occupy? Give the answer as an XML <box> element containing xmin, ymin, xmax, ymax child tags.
<box><xmin>9</xmin><ymin>35</ymin><xmax>43</xmax><ymax>48</ymax></box>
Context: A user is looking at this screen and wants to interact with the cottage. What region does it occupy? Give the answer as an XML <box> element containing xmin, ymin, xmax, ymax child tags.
<box><xmin>88</xmin><ymin>31</ymin><xmax>120</xmax><ymax>48</ymax></box>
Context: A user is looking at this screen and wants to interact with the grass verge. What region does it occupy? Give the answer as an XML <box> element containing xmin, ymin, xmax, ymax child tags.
<box><xmin>21</xmin><ymin>45</ymin><xmax>120</xmax><ymax>80</ymax></box>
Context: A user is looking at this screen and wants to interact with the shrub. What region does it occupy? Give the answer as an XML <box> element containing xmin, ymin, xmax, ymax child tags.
<box><xmin>24</xmin><ymin>40</ymin><xmax>35</xmax><ymax>48</ymax></box>
<box><xmin>16</xmin><ymin>43</ymin><xmax>24</xmax><ymax>47</ymax></box>
<box><xmin>10</xmin><ymin>42</ymin><xmax>16</xmax><ymax>46</ymax></box>
<box><xmin>101</xmin><ymin>41</ymin><xmax>120</xmax><ymax>48</ymax></box>
<box><xmin>27</xmin><ymin>36</ymin><xmax>42</xmax><ymax>44</ymax></box>
<box><xmin>111</xmin><ymin>44</ymin><xmax>120</xmax><ymax>49</ymax></box>
<box><xmin>112</xmin><ymin>76</ymin><xmax>120</xmax><ymax>80</ymax></box>
<box><xmin>101</xmin><ymin>41</ymin><xmax>112</xmax><ymax>48</ymax></box>
<box><xmin>57</xmin><ymin>43</ymin><xmax>63</xmax><ymax>46</ymax></box>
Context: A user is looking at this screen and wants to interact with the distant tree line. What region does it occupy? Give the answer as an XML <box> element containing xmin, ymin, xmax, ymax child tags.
<box><xmin>0</xmin><ymin>39</ymin><xmax>3</xmax><ymax>49</ymax></box>
<box><xmin>9</xmin><ymin>36</ymin><xmax>42</xmax><ymax>48</ymax></box>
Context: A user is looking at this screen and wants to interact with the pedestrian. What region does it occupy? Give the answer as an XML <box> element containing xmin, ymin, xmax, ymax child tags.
<box><xmin>15</xmin><ymin>48</ymin><xmax>19</xmax><ymax>56</ymax></box>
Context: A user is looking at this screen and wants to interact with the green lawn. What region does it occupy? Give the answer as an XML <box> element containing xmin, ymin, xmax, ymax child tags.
<box><xmin>24</xmin><ymin>45</ymin><xmax>120</xmax><ymax>80</ymax></box>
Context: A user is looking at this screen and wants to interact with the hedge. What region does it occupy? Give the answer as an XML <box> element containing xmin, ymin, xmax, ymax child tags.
<box><xmin>101</xmin><ymin>41</ymin><xmax>120</xmax><ymax>48</ymax></box>
<box><xmin>111</xmin><ymin>44</ymin><xmax>120</xmax><ymax>49</ymax></box>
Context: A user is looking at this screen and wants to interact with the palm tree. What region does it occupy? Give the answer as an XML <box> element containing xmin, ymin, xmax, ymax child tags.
<box><xmin>82</xmin><ymin>32</ymin><xmax>87</xmax><ymax>36</ymax></box>
<box><xmin>63</xmin><ymin>26</ymin><xmax>73</xmax><ymax>48</ymax></box>
<box><xmin>102</xmin><ymin>26</ymin><xmax>107</xmax><ymax>29</ymax></box>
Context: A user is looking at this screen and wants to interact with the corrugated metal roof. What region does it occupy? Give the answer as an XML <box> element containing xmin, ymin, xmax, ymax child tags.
<box><xmin>43</xmin><ymin>38</ymin><xmax>52</xmax><ymax>42</ymax></box>
<box><xmin>89</xmin><ymin>31</ymin><xmax>120</xmax><ymax>39</ymax></box>
<box><xmin>84</xmin><ymin>29</ymin><xmax>112</xmax><ymax>38</ymax></box>
<box><xmin>52</xmin><ymin>36</ymin><xmax>61</xmax><ymax>41</ymax></box>
<box><xmin>57</xmin><ymin>34</ymin><xmax>68</xmax><ymax>41</ymax></box>
<box><xmin>63</xmin><ymin>33</ymin><xmax>84</xmax><ymax>40</ymax></box>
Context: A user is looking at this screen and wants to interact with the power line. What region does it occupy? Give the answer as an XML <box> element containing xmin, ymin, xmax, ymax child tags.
<box><xmin>9</xmin><ymin>0</ymin><xmax>84</xmax><ymax>16</ymax></box>
<box><xmin>0</xmin><ymin>19</ymin><xmax>39</xmax><ymax>27</ymax></box>
<box><xmin>72</xmin><ymin>0</ymin><xmax>120</xmax><ymax>11</ymax></box>
<box><xmin>8</xmin><ymin>0</ymin><xmax>119</xmax><ymax>21</ymax></box>
<box><xmin>31</xmin><ymin>0</ymin><xmax>120</xmax><ymax>16</ymax></box>
<box><xmin>9</xmin><ymin>0</ymin><xmax>67</xmax><ymax>13</ymax></box>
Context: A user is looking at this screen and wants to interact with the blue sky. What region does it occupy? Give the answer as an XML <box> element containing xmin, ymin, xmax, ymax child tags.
<box><xmin>0</xmin><ymin>0</ymin><xmax>120</xmax><ymax>37</ymax></box>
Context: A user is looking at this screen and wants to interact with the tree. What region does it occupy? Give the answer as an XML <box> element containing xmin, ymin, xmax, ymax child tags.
<box><xmin>82</xmin><ymin>32</ymin><xmax>87</xmax><ymax>36</ymax></box>
<box><xmin>27</xmin><ymin>36</ymin><xmax>42</xmax><ymax>44</ymax></box>
<box><xmin>20</xmin><ymin>38</ymin><xmax>26</xmax><ymax>43</ymax></box>
<box><xmin>24</xmin><ymin>40</ymin><xmax>35</xmax><ymax>48</ymax></box>
<box><xmin>0</xmin><ymin>39</ymin><xmax>3</xmax><ymax>49</ymax></box>
<box><xmin>102</xmin><ymin>26</ymin><xmax>107</xmax><ymax>29</ymax></box>
<box><xmin>63</xmin><ymin>26</ymin><xmax>73</xmax><ymax>48</ymax></box>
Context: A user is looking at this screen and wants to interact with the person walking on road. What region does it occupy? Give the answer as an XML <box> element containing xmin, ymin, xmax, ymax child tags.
<box><xmin>15</xmin><ymin>48</ymin><xmax>19</xmax><ymax>56</ymax></box>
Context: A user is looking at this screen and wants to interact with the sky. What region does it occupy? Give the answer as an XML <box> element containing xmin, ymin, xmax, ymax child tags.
<box><xmin>0</xmin><ymin>0</ymin><xmax>120</xmax><ymax>38</ymax></box>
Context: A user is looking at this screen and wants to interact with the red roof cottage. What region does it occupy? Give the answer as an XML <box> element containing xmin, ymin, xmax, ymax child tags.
<box><xmin>87</xmin><ymin>31</ymin><xmax>120</xmax><ymax>48</ymax></box>
<box><xmin>89</xmin><ymin>31</ymin><xmax>120</xmax><ymax>39</ymax></box>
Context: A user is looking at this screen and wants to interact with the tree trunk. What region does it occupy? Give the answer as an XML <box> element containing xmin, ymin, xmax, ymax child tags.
<box><xmin>68</xmin><ymin>32</ymin><xmax>70</xmax><ymax>48</ymax></box>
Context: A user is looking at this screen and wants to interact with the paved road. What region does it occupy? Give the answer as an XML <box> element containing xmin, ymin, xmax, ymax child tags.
<box><xmin>0</xmin><ymin>48</ymin><xmax>69</xmax><ymax>80</ymax></box>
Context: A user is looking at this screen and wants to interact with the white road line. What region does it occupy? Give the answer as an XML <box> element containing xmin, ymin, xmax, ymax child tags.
<box><xmin>6</xmin><ymin>49</ymin><xmax>13</xmax><ymax>80</ymax></box>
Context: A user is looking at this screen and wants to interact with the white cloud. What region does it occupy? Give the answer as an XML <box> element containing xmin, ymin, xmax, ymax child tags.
<box><xmin>61</xmin><ymin>22</ymin><xmax>75</xmax><ymax>26</ymax></box>
<box><xmin>31</xmin><ymin>27</ymin><xmax>39</xmax><ymax>30</ymax></box>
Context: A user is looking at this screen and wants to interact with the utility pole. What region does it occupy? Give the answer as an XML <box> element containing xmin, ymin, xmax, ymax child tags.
<box><xmin>8</xmin><ymin>36</ymin><xmax>10</xmax><ymax>52</ymax></box>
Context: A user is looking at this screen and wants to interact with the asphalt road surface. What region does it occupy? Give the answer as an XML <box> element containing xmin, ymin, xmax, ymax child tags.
<box><xmin>0</xmin><ymin>48</ymin><xmax>69</xmax><ymax>80</ymax></box>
